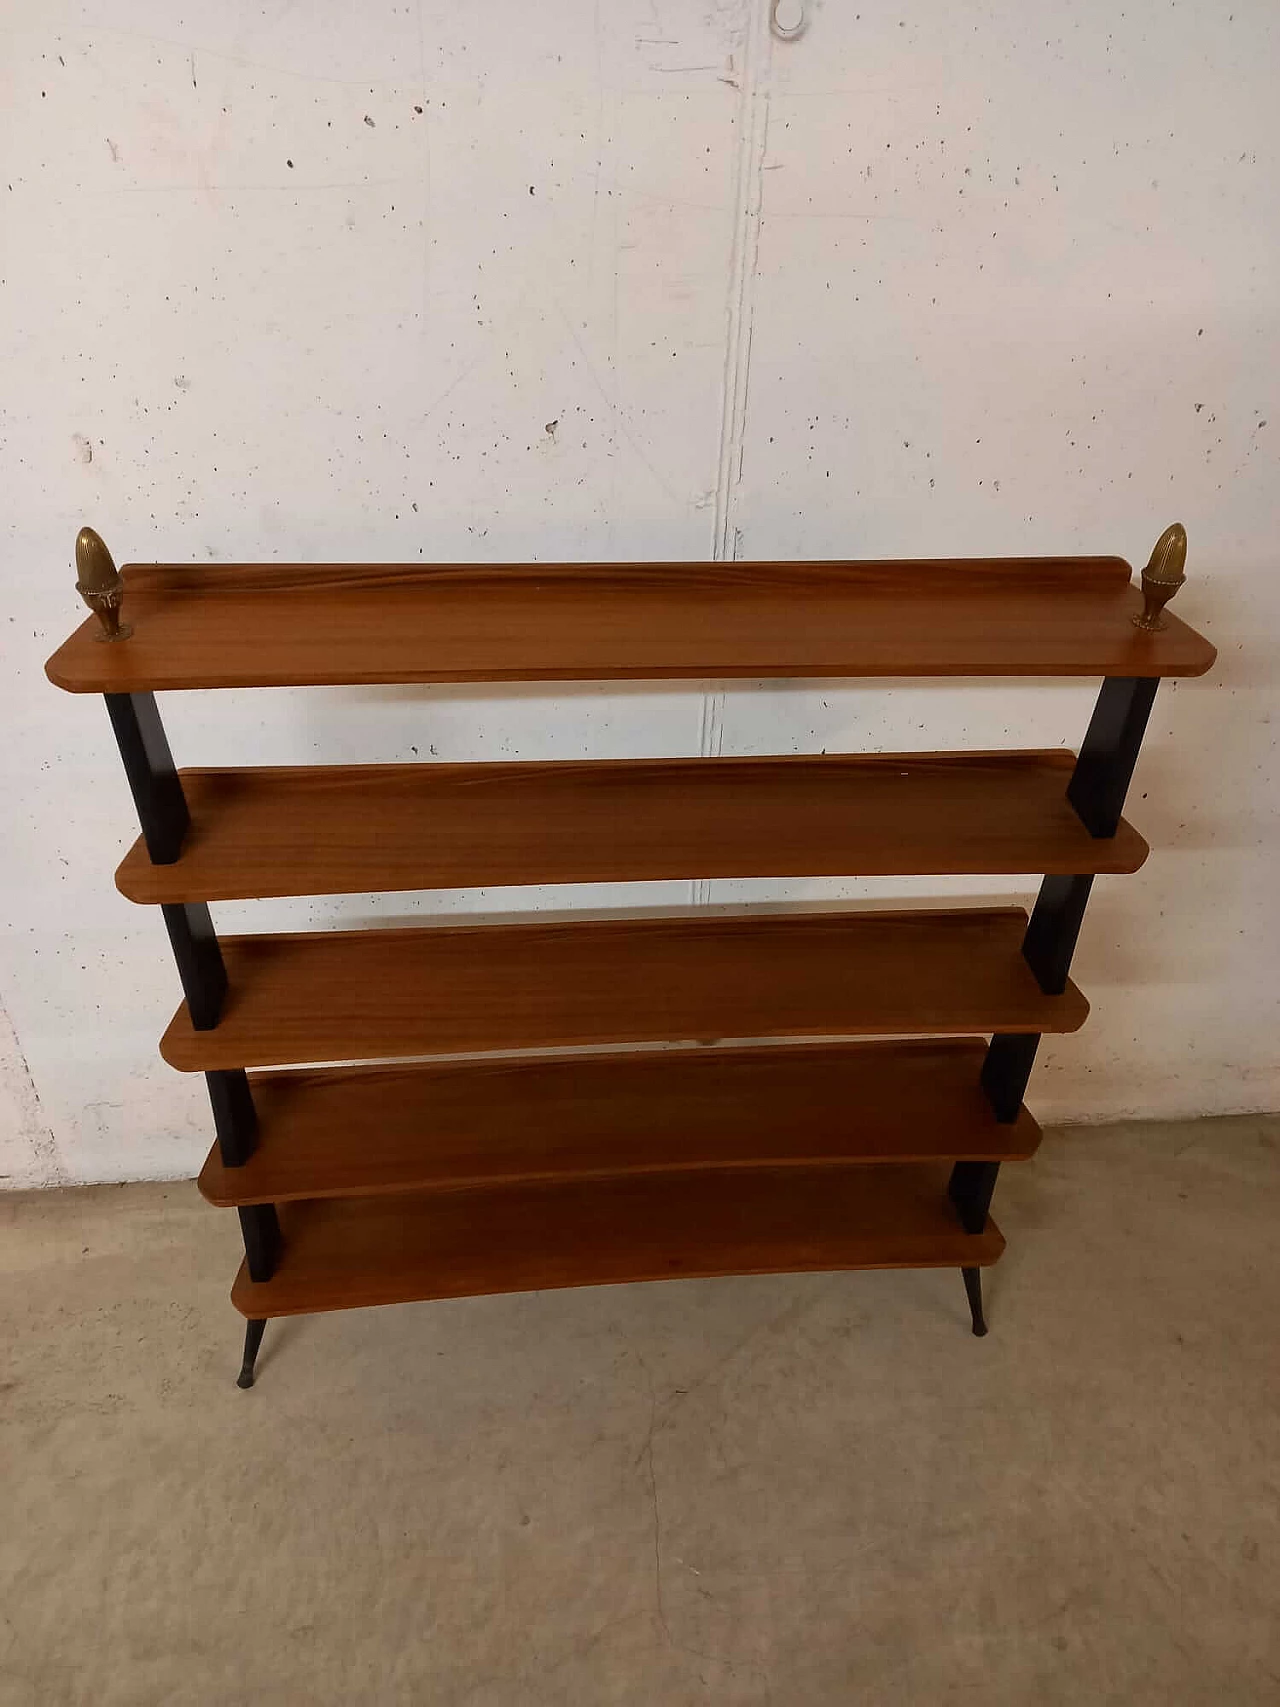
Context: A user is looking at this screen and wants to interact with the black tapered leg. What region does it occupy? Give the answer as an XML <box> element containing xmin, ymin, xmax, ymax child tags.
<box><xmin>103</xmin><ymin>691</ymin><xmax>190</xmax><ymax>863</ymax></box>
<box><xmin>950</xmin><ymin>1164</ymin><xmax>999</xmax><ymax>1335</ymax></box>
<box><xmin>1067</xmin><ymin>676</ymin><xmax>1159</xmax><ymax>837</ymax></box>
<box><xmin>237</xmin><ymin>1318</ymin><xmax>266</xmax><ymax>1389</ymax></box>
<box><xmin>205</xmin><ymin>1070</ymin><xmax>258</xmax><ymax>1166</ymax></box>
<box><xmin>962</xmin><ymin>1268</ymin><xmax>988</xmax><ymax>1337</ymax></box>
<box><xmin>238</xmin><ymin>1205</ymin><xmax>281</xmax><ymax>1282</ymax></box>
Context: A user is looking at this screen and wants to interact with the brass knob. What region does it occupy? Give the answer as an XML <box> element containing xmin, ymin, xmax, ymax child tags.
<box><xmin>1132</xmin><ymin>522</ymin><xmax>1187</xmax><ymax>633</ymax></box>
<box><xmin>75</xmin><ymin>527</ymin><xmax>133</xmax><ymax>641</ymax></box>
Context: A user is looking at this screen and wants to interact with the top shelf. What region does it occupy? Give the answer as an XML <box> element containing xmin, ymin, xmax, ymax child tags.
<box><xmin>44</xmin><ymin>558</ymin><xmax>1216</xmax><ymax>692</ymax></box>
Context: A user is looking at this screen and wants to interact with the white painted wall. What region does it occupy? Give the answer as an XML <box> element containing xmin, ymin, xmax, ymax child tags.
<box><xmin>1</xmin><ymin>0</ymin><xmax>1275</xmax><ymax>1188</ymax></box>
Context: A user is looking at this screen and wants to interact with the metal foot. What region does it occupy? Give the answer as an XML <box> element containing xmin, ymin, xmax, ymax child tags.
<box><xmin>961</xmin><ymin>1267</ymin><xmax>988</xmax><ymax>1337</ymax></box>
<box><xmin>237</xmin><ymin>1317</ymin><xmax>266</xmax><ymax>1388</ymax></box>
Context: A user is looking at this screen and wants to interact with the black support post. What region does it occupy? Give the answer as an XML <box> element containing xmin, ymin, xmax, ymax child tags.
<box><xmin>1066</xmin><ymin>676</ymin><xmax>1159</xmax><ymax>837</ymax></box>
<box><xmin>161</xmin><ymin>902</ymin><xmax>227</xmax><ymax>1030</ymax></box>
<box><xmin>949</xmin><ymin>675</ymin><xmax>1163</xmax><ymax>1324</ymax></box>
<box><xmin>238</xmin><ymin>1206</ymin><xmax>282</xmax><ymax>1283</ymax></box>
<box><xmin>205</xmin><ymin>1070</ymin><xmax>258</xmax><ymax>1166</ymax></box>
<box><xmin>1021</xmin><ymin>873</ymin><xmax>1095</xmax><ymax>996</ymax></box>
<box><xmin>103</xmin><ymin>693</ymin><xmax>227</xmax><ymax>1028</ymax></box>
<box><xmin>979</xmin><ymin>1033</ymin><xmax>1041</xmax><ymax>1124</ymax></box>
<box><xmin>949</xmin><ymin>1160</ymin><xmax>1000</xmax><ymax>1234</ymax></box>
<box><xmin>103</xmin><ymin>691</ymin><xmax>190</xmax><ymax>863</ymax></box>
<box><xmin>101</xmin><ymin>689</ymin><xmax>273</xmax><ymax>1368</ymax></box>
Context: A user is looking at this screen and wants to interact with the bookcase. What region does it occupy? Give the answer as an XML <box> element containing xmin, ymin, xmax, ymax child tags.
<box><xmin>45</xmin><ymin>526</ymin><xmax>1215</xmax><ymax>1386</ymax></box>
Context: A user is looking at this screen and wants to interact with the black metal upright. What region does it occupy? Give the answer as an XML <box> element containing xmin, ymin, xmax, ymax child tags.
<box><xmin>1067</xmin><ymin>676</ymin><xmax>1160</xmax><ymax>838</ymax></box>
<box><xmin>160</xmin><ymin>901</ymin><xmax>227</xmax><ymax>1030</ymax></box>
<box><xmin>103</xmin><ymin>692</ymin><xmax>189</xmax><ymax>864</ymax></box>
<box><xmin>237</xmin><ymin>1204</ymin><xmax>282</xmax><ymax>1281</ymax></box>
<box><xmin>205</xmin><ymin>1070</ymin><xmax>259</xmax><ymax>1166</ymax></box>
<box><xmin>101</xmin><ymin>689</ymin><xmax>279</xmax><ymax>1376</ymax></box>
<box><xmin>951</xmin><ymin>676</ymin><xmax>1160</xmax><ymax>1332</ymax></box>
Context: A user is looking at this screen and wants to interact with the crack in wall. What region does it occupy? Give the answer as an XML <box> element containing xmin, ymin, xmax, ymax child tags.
<box><xmin>0</xmin><ymin>993</ymin><xmax>65</xmax><ymax>1188</ymax></box>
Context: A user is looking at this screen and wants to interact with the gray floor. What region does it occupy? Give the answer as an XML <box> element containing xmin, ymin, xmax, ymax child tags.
<box><xmin>2</xmin><ymin>1116</ymin><xmax>1278</xmax><ymax>1706</ymax></box>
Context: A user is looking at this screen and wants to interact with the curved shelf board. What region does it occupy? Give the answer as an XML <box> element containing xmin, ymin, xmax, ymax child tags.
<box><xmin>46</xmin><ymin>558</ymin><xmax>1216</xmax><ymax>692</ymax></box>
<box><xmin>198</xmin><ymin>1038</ymin><xmax>1042</xmax><ymax>1206</ymax></box>
<box><xmin>117</xmin><ymin>751</ymin><xmax>1148</xmax><ymax>904</ymax></box>
<box><xmin>160</xmin><ymin>906</ymin><xmax>1088</xmax><ymax>1072</ymax></box>
<box><xmin>229</xmin><ymin>1163</ymin><xmax>1006</xmax><ymax>1319</ymax></box>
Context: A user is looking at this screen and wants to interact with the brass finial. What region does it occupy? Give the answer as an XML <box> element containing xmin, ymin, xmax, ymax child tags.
<box><xmin>75</xmin><ymin>527</ymin><xmax>132</xmax><ymax>641</ymax></box>
<box><xmin>1132</xmin><ymin>522</ymin><xmax>1187</xmax><ymax>632</ymax></box>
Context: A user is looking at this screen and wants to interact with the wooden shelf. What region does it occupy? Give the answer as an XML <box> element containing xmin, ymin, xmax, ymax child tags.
<box><xmin>230</xmin><ymin>1163</ymin><xmax>1005</xmax><ymax>1318</ymax></box>
<box><xmin>160</xmin><ymin>906</ymin><xmax>1087</xmax><ymax>1071</ymax></box>
<box><xmin>198</xmin><ymin>1038</ymin><xmax>1041</xmax><ymax>1206</ymax></box>
<box><xmin>117</xmin><ymin>751</ymin><xmax>1148</xmax><ymax>903</ymax></box>
<box><xmin>45</xmin><ymin>558</ymin><xmax>1216</xmax><ymax>693</ymax></box>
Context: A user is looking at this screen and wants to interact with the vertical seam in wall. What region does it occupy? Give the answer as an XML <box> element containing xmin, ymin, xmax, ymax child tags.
<box><xmin>695</xmin><ymin>0</ymin><xmax>773</xmax><ymax>905</ymax></box>
<box><xmin>711</xmin><ymin>0</ymin><xmax>773</xmax><ymax>571</ymax></box>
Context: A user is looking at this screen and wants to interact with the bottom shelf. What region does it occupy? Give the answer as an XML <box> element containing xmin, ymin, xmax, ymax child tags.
<box><xmin>231</xmin><ymin>1164</ymin><xmax>1004</xmax><ymax>1318</ymax></box>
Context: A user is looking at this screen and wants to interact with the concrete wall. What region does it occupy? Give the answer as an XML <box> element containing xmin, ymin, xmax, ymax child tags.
<box><xmin>1</xmin><ymin>0</ymin><xmax>1275</xmax><ymax>1188</ymax></box>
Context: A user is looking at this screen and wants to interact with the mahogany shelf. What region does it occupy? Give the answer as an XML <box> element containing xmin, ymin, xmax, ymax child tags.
<box><xmin>45</xmin><ymin>557</ymin><xmax>1216</xmax><ymax>693</ymax></box>
<box><xmin>230</xmin><ymin>1163</ymin><xmax>1006</xmax><ymax>1319</ymax></box>
<box><xmin>118</xmin><ymin>751</ymin><xmax>1148</xmax><ymax>903</ymax></box>
<box><xmin>160</xmin><ymin>906</ymin><xmax>1087</xmax><ymax>1072</ymax></box>
<box><xmin>198</xmin><ymin>1038</ymin><xmax>1042</xmax><ymax>1207</ymax></box>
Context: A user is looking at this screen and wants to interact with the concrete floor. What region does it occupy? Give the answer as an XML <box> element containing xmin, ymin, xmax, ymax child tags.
<box><xmin>1</xmin><ymin>1116</ymin><xmax>1277</xmax><ymax>1707</ymax></box>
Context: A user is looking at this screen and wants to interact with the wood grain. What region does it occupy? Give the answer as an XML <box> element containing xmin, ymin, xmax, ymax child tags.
<box><xmin>198</xmin><ymin>1038</ymin><xmax>1042</xmax><ymax>1205</ymax></box>
<box><xmin>45</xmin><ymin>558</ymin><xmax>1217</xmax><ymax>692</ymax></box>
<box><xmin>229</xmin><ymin>1163</ymin><xmax>1005</xmax><ymax>1317</ymax></box>
<box><xmin>160</xmin><ymin>906</ymin><xmax>1088</xmax><ymax>1071</ymax></box>
<box><xmin>117</xmin><ymin>751</ymin><xmax>1149</xmax><ymax>903</ymax></box>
